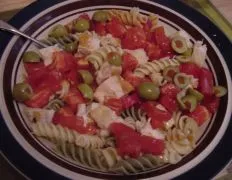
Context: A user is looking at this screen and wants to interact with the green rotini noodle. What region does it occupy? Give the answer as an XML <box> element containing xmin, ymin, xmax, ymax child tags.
<box><xmin>110</xmin><ymin>154</ymin><xmax>163</xmax><ymax>174</ymax></box>
<box><xmin>86</xmin><ymin>45</ymin><xmax>123</xmax><ymax>70</ymax></box>
<box><xmin>56</xmin><ymin>141</ymin><xmax>120</xmax><ymax>171</ymax></box>
<box><xmin>134</xmin><ymin>58</ymin><xmax>180</xmax><ymax>77</ymax></box>
<box><xmin>31</xmin><ymin>122</ymin><xmax>105</xmax><ymax>148</ymax></box>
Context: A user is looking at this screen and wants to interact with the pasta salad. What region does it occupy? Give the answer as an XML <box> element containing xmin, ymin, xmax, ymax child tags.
<box><xmin>12</xmin><ymin>8</ymin><xmax>227</xmax><ymax>174</ymax></box>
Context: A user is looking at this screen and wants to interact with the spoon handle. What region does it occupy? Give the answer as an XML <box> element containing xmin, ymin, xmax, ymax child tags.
<box><xmin>0</xmin><ymin>20</ymin><xmax>48</xmax><ymax>48</ymax></box>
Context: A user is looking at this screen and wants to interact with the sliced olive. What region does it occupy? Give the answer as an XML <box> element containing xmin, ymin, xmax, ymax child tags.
<box><xmin>188</xmin><ymin>88</ymin><xmax>204</xmax><ymax>102</ymax></box>
<box><xmin>23</xmin><ymin>51</ymin><xmax>41</xmax><ymax>63</ymax></box>
<box><xmin>137</xmin><ymin>82</ymin><xmax>160</xmax><ymax>100</ymax></box>
<box><xmin>107</xmin><ymin>52</ymin><xmax>122</xmax><ymax>66</ymax></box>
<box><xmin>174</xmin><ymin>73</ymin><xmax>190</xmax><ymax>89</ymax></box>
<box><xmin>74</xmin><ymin>18</ymin><xmax>90</xmax><ymax>32</ymax></box>
<box><xmin>182</xmin><ymin>48</ymin><xmax>193</xmax><ymax>57</ymax></box>
<box><xmin>49</xmin><ymin>24</ymin><xmax>68</xmax><ymax>38</ymax></box>
<box><xmin>64</xmin><ymin>42</ymin><xmax>78</xmax><ymax>53</ymax></box>
<box><xmin>92</xmin><ymin>11</ymin><xmax>109</xmax><ymax>22</ymax></box>
<box><xmin>163</xmin><ymin>66</ymin><xmax>179</xmax><ymax>82</ymax></box>
<box><xmin>171</xmin><ymin>36</ymin><xmax>188</xmax><ymax>54</ymax></box>
<box><xmin>12</xmin><ymin>82</ymin><xmax>33</xmax><ymax>102</ymax></box>
<box><xmin>213</xmin><ymin>86</ymin><xmax>227</xmax><ymax>97</ymax></box>
<box><xmin>78</xmin><ymin>83</ymin><xmax>93</xmax><ymax>100</ymax></box>
<box><xmin>182</xmin><ymin>95</ymin><xmax>197</xmax><ymax>112</ymax></box>
<box><xmin>78</xmin><ymin>70</ymin><xmax>93</xmax><ymax>85</ymax></box>
<box><xmin>175</xmin><ymin>55</ymin><xmax>191</xmax><ymax>63</ymax></box>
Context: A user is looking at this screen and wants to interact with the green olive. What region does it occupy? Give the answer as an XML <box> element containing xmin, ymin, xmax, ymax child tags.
<box><xmin>171</xmin><ymin>36</ymin><xmax>188</xmax><ymax>54</ymax></box>
<box><xmin>188</xmin><ymin>88</ymin><xmax>204</xmax><ymax>102</ymax></box>
<box><xmin>64</xmin><ymin>42</ymin><xmax>78</xmax><ymax>53</ymax></box>
<box><xmin>174</xmin><ymin>73</ymin><xmax>190</xmax><ymax>89</ymax></box>
<box><xmin>74</xmin><ymin>18</ymin><xmax>90</xmax><ymax>32</ymax></box>
<box><xmin>23</xmin><ymin>51</ymin><xmax>41</xmax><ymax>63</ymax></box>
<box><xmin>49</xmin><ymin>24</ymin><xmax>68</xmax><ymax>38</ymax></box>
<box><xmin>78</xmin><ymin>70</ymin><xmax>93</xmax><ymax>85</ymax></box>
<box><xmin>78</xmin><ymin>83</ymin><xmax>93</xmax><ymax>100</ymax></box>
<box><xmin>107</xmin><ymin>52</ymin><xmax>122</xmax><ymax>66</ymax></box>
<box><xmin>182</xmin><ymin>95</ymin><xmax>197</xmax><ymax>112</ymax></box>
<box><xmin>175</xmin><ymin>55</ymin><xmax>191</xmax><ymax>63</ymax></box>
<box><xmin>163</xmin><ymin>66</ymin><xmax>179</xmax><ymax>82</ymax></box>
<box><xmin>92</xmin><ymin>11</ymin><xmax>109</xmax><ymax>22</ymax></box>
<box><xmin>213</xmin><ymin>86</ymin><xmax>227</xmax><ymax>97</ymax></box>
<box><xmin>137</xmin><ymin>82</ymin><xmax>160</xmax><ymax>100</ymax></box>
<box><xmin>182</xmin><ymin>48</ymin><xmax>193</xmax><ymax>57</ymax></box>
<box><xmin>12</xmin><ymin>82</ymin><xmax>33</xmax><ymax>102</ymax></box>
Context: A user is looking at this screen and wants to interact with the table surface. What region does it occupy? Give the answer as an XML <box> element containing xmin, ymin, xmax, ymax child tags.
<box><xmin>0</xmin><ymin>0</ymin><xmax>231</xmax><ymax>180</ymax></box>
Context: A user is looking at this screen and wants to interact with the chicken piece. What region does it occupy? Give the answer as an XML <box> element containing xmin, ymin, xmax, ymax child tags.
<box><xmin>191</xmin><ymin>41</ymin><xmax>207</xmax><ymax>67</ymax></box>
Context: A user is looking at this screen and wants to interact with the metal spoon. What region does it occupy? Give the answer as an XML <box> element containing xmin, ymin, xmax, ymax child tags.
<box><xmin>0</xmin><ymin>20</ymin><xmax>48</xmax><ymax>48</ymax></box>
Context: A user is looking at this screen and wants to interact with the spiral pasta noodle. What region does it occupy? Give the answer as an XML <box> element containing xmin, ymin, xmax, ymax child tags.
<box><xmin>107</xmin><ymin>8</ymin><xmax>147</xmax><ymax>28</ymax></box>
<box><xmin>148</xmin><ymin>14</ymin><xmax>159</xmax><ymax>31</ymax></box>
<box><xmin>121</xmin><ymin>106</ymin><xmax>146</xmax><ymax>121</ymax></box>
<box><xmin>163</xmin><ymin>112</ymin><xmax>199</xmax><ymax>164</ymax></box>
<box><xmin>110</xmin><ymin>154</ymin><xmax>163</xmax><ymax>174</ymax></box>
<box><xmin>86</xmin><ymin>45</ymin><xmax>123</xmax><ymax>70</ymax></box>
<box><xmin>149</xmin><ymin>72</ymin><xmax>168</xmax><ymax>86</ymax></box>
<box><xmin>31</xmin><ymin>122</ymin><xmax>105</xmax><ymax>148</ymax></box>
<box><xmin>45</xmin><ymin>99</ymin><xmax>64</xmax><ymax>111</ymax></box>
<box><xmin>75</xmin><ymin>134</ymin><xmax>105</xmax><ymax>149</ymax></box>
<box><xmin>56</xmin><ymin>142</ymin><xmax>121</xmax><ymax>171</ymax></box>
<box><xmin>134</xmin><ymin>58</ymin><xmax>180</xmax><ymax>77</ymax></box>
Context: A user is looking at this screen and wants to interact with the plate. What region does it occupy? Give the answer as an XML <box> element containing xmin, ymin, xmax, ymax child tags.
<box><xmin>0</xmin><ymin>0</ymin><xmax>232</xmax><ymax>179</ymax></box>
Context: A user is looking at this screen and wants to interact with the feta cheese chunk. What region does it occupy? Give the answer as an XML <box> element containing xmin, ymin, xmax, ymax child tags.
<box><xmin>191</xmin><ymin>41</ymin><xmax>207</xmax><ymax>67</ymax></box>
<box><xmin>124</xmin><ymin>49</ymin><xmax>149</xmax><ymax>64</ymax></box>
<box><xmin>96</xmin><ymin>62</ymin><xmax>122</xmax><ymax>84</ymax></box>
<box><xmin>140</xmin><ymin>119</ymin><xmax>165</xmax><ymax>140</ymax></box>
<box><xmin>24</xmin><ymin>107</ymin><xmax>55</xmax><ymax>123</ymax></box>
<box><xmin>39</xmin><ymin>45</ymin><xmax>61</xmax><ymax>66</ymax></box>
<box><xmin>94</xmin><ymin>76</ymin><xmax>133</xmax><ymax>103</ymax></box>
<box><xmin>78</xmin><ymin>31</ymin><xmax>100</xmax><ymax>55</ymax></box>
<box><xmin>89</xmin><ymin>105</ymin><xmax>119</xmax><ymax>129</ymax></box>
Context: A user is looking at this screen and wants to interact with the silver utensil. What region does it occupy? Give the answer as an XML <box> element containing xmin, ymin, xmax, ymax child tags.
<box><xmin>0</xmin><ymin>20</ymin><xmax>48</xmax><ymax>48</ymax></box>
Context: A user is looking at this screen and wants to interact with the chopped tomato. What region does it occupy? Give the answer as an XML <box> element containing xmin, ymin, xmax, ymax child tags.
<box><xmin>141</xmin><ymin>102</ymin><xmax>172</xmax><ymax>128</ymax></box>
<box><xmin>104</xmin><ymin>98</ymin><xmax>123</xmax><ymax>115</ymax></box>
<box><xmin>106</xmin><ymin>18</ymin><xmax>126</xmax><ymax>38</ymax></box>
<box><xmin>188</xmin><ymin>105</ymin><xmax>211</xmax><ymax>126</ymax></box>
<box><xmin>203</xmin><ymin>95</ymin><xmax>220</xmax><ymax>114</ymax></box>
<box><xmin>122</xmin><ymin>52</ymin><xmax>138</xmax><ymax>72</ymax></box>
<box><xmin>53</xmin><ymin>107</ymin><xmax>97</xmax><ymax>134</ymax></box>
<box><xmin>64</xmin><ymin>69</ymin><xmax>79</xmax><ymax>86</ymax></box>
<box><xmin>93</xmin><ymin>22</ymin><xmax>107</xmax><ymax>36</ymax></box>
<box><xmin>160</xmin><ymin>83</ymin><xmax>180</xmax><ymax>98</ymax></box>
<box><xmin>110</xmin><ymin>123</ymin><xmax>164</xmax><ymax>157</ymax></box>
<box><xmin>52</xmin><ymin>51</ymin><xmax>77</xmax><ymax>73</ymax></box>
<box><xmin>145</xmin><ymin>43</ymin><xmax>162</xmax><ymax>60</ymax></box>
<box><xmin>110</xmin><ymin>123</ymin><xmax>136</xmax><ymax>135</ymax></box>
<box><xmin>140</xmin><ymin>135</ymin><xmax>164</xmax><ymax>155</ymax></box>
<box><xmin>159</xmin><ymin>95</ymin><xmax>178</xmax><ymax>113</ymax></box>
<box><xmin>63</xmin><ymin>88</ymin><xmax>85</xmax><ymax>113</ymax></box>
<box><xmin>179</xmin><ymin>63</ymin><xmax>201</xmax><ymax>79</ymax></box>
<box><xmin>121</xmin><ymin>93</ymin><xmax>141</xmax><ymax>109</ymax></box>
<box><xmin>123</xmin><ymin>71</ymin><xmax>150</xmax><ymax>88</ymax></box>
<box><xmin>122</xmin><ymin>27</ymin><xmax>146</xmax><ymax>50</ymax></box>
<box><xmin>79</xmin><ymin>13</ymin><xmax>90</xmax><ymax>20</ymax></box>
<box><xmin>199</xmin><ymin>68</ymin><xmax>214</xmax><ymax>96</ymax></box>
<box><xmin>25</xmin><ymin>88</ymin><xmax>52</xmax><ymax>108</ymax></box>
<box><xmin>76</xmin><ymin>58</ymin><xmax>90</xmax><ymax>70</ymax></box>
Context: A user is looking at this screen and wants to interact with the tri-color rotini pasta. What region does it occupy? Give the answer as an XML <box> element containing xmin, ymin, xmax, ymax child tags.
<box><xmin>12</xmin><ymin>7</ymin><xmax>227</xmax><ymax>176</ymax></box>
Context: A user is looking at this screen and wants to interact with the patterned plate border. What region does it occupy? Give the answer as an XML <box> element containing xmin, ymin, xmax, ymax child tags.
<box><xmin>2</xmin><ymin>1</ymin><xmax>231</xmax><ymax>180</ymax></box>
